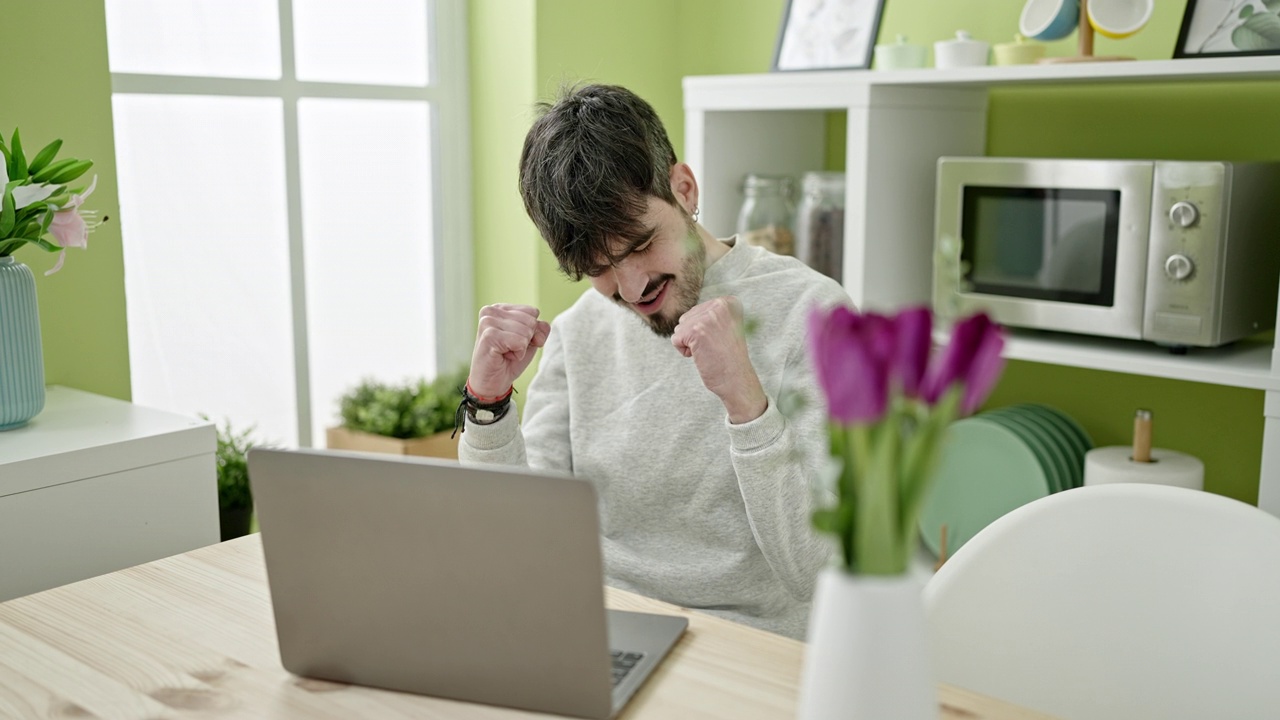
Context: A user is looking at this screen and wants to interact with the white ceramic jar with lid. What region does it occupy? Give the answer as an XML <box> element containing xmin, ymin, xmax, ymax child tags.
<box><xmin>874</xmin><ymin>34</ymin><xmax>927</xmax><ymax>70</ymax></box>
<box><xmin>934</xmin><ymin>30</ymin><xmax>990</xmax><ymax>69</ymax></box>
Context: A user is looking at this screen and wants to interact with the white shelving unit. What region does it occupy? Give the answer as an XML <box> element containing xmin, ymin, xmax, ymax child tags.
<box><xmin>683</xmin><ymin>56</ymin><xmax>1280</xmax><ymax>515</ymax></box>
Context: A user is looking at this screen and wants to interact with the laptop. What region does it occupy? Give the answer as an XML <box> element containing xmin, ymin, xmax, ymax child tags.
<box><xmin>247</xmin><ymin>447</ymin><xmax>688</xmax><ymax>719</ymax></box>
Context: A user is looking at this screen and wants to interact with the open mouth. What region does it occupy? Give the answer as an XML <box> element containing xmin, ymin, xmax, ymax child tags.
<box><xmin>634</xmin><ymin>279</ymin><xmax>669</xmax><ymax>315</ymax></box>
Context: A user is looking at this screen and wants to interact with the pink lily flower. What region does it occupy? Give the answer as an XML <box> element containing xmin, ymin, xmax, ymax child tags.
<box><xmin>44</xmin><ymin>175</ymin><xmax>98</xmax><ymax>276</ymax></box>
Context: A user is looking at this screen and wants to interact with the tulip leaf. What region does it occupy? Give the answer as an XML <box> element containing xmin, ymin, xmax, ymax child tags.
<box><xmin>38</xmin><ymin>207</ymin><xmax>54</xmax><ymax>235</ymax></box>
<box><xmin>1233</xmin><ymin>11</ymin><xmax>1280</xmax><ymax>50</ymax></box>
<box><xmin>26</xmin><ymin>236</ymin><xmax>60</xmax><ymax>253</ymax></box>
<box><xmin>27</xmin><ymin>139</ymin><xmax>62</xmax><ymax>176</ymax></box>
<box><xmin>9</xmin><ymin>129</ymin><xmax>26</xmax><ymax>180</ymax></box>
<box><xmin>1241</xmin><ymin>4</ymin><xmax>1256</xmax><ymax>18</ymax></box>
<box><xmin>0</xmin><ymin>191</ymin><xmax>15</xmax><ymax>236</ymax></box>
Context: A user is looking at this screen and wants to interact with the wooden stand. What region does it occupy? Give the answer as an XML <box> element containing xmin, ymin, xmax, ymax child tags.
<box><xmin>1039</xmin><ymin>0</ymin><xmax>1134</xmax><ymax>64</ymax></box>
<box><xmin>1132</xmin><ymin>409</ymin><xmax>1153</xmax><ymax>463</ymax></box>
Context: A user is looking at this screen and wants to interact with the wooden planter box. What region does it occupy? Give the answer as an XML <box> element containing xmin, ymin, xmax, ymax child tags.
<box><xmin>325</xmin><ymin>426</ymin><xmax>458</xmax><ymax>460</ymax></box>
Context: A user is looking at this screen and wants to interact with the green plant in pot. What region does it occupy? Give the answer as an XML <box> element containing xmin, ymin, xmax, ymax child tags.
<box><xmin>328</xmin><ymin>367</ymin><xmax>469</xmax><ymax>458</ymax></box>
<box><xmin>0</xmin><ymin>129</ymin><xmax>102</xmax><ymax>430</ymax></box>
<box><xmin>208</xmin><ymin>417</ymin><xmax>267</xmax><ymax>541</ymax></box>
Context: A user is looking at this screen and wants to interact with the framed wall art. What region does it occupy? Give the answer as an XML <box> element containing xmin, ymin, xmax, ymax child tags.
<box><xmin>772</xmin><ymin>0</ymin><xmax>888</xmax><ymax>71</ymax></box>
<box><xmin>1175</xmin><ymin>0</ymin><xmax>1280</xmax><ymax>58</ymax></box>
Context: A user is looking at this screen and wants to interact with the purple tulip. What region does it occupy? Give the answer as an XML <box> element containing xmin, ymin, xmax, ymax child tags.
<box><xmin>922</xmin><ymin>312</ymin><xmax>1006</xmax><ymax>415</ymax></box>
<box><xmin>807</xmin><ymin>305</ymin><xmax>890</xmax><ymax>424</ymax></box>
<box><xmin>893</xmin><ymin>307</ymin><xmax>932</xmax><ymax>399</ymax></box>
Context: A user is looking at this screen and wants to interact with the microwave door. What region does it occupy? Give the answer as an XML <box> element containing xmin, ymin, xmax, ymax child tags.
<box><xmin>935</xmin><ymin>158</ymin><xmax>1153</xmax><ymax>340</ymax></box>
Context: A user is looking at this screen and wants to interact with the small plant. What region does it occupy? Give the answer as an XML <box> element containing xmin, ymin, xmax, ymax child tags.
<box><xmin>338</xmin><ymin>367</ymin><xmax>468</xmax><ymax>439</ymax></box>
<box><xmin>206</xmin><ymin>417</ymin><xmax>264</xmax><ymax>513</ymax></box>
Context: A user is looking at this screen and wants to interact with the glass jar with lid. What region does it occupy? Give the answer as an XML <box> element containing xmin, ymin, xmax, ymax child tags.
<box><xmin>736</xmin><ymin>174</ymin><xmax>796</xmax><ymax>256</ymax></box>
<box><xmin>795</xmin><ymin>171</ymin><xmax>846</xmax><ymax>281</ymax></box>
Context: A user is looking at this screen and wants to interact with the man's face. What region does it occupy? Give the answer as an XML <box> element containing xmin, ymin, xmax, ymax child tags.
<box><xmin>586</xmin><ymin>198</ymin><xmax>706</xmax><ymax>337</ymax></box>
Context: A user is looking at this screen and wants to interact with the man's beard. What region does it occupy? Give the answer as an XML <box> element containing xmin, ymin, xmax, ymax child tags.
<box><xmin>635</xmin><ymin>228</ymin><xmax>706</xmax><ymax>337</ymax></box>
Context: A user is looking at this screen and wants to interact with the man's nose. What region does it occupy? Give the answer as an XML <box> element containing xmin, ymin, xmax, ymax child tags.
<box><xmin>612</xmin><ymin>262</ymin><xmax>648</xmax><ymax>304</ymax></box>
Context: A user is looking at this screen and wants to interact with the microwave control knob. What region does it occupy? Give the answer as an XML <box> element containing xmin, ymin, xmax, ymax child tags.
<box><xmin>1165</xmin><ymin>254</ymin><xmax>1195</xmax><ymax>281</ymax></box>
<box><xmin>1169</xmin><ymin>201</ymin><xmax>1200</xmax><ymax>228</ymax></box>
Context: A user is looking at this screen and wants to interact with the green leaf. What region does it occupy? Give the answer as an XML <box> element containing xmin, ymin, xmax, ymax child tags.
<box><xmin>1241</xmin><ymin>4</ymin><xmax>1256</xmax><ymax>18</ymax></box>
<box><xmin>1265</xmin><ymin>0</ymin><xmax>1280</xmax><ymax>12</ymax></box>
<box><xmin>26</xmin><ymin>138</ymin><xmax>61</xmax><ymax>176</ymax></box>
<box><xmin>9</xmin><ymin>129</ymin><xmax>26</xmax><ymax>180</ymax></box>
<box><xmin>31</xmin><ymin>157</ymin><xmax>77</xmax><ymax>184</ymax></box>
<box><xmin>28</xmin><ymin>236</ymin><xmax>60</xmax><ymax>252</ymax></box>
<box><xmin>46</xmin><ymin>159</ymin><xmax>92</xmax><ymax>185</ymax></box>
<box><xmin>1233</xmin><ymin>11</ymin><xmax>1280</xmax><ymax>50</ymax></box>
<box><xmin>0</xmin><ymin>189</ymin><xmax>14</xmax><ymax>236</ymax></box>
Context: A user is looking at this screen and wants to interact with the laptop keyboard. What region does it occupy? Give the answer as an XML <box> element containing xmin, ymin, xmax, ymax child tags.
<box><xmin>610</xmin><ymin>650</ymin><xmax>645</xmax><ymax>686</ymax></box>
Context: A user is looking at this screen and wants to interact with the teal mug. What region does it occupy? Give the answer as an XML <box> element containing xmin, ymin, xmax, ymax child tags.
<box><xmin>1020</xmin><ymin>0</ymin><xmax>1079</xmax><ymax>42</ymax></box>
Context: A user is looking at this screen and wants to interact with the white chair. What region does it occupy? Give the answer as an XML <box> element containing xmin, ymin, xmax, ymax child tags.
<box><xmin>923</xmin><ymin>483</ymin><xmax>1280</xmax><ymax>720</ymax></box>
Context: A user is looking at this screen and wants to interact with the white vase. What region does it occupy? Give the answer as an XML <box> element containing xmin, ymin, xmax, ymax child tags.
<box><xmin>798</xmin><ymin>568</ymin><xmax>935</xmax><ymax>720</ymax></box>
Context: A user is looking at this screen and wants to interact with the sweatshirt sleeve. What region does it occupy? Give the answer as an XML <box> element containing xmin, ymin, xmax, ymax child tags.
<box><xmin>725</xmin><ymin>338</ymin><xmax>836</xmax><ymax>602</ymax></box>
<box><xmin>457</xmin><ymin>324</ymin><xmax>573</xmax><ymax>473</ymax></box>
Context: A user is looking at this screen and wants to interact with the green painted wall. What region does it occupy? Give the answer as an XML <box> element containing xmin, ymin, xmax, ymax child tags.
<box><xmin>0</xmin><ymin>1</ymin><xmax>129</xmax><ymax>401</ymax></box>
<box><xmin>469</xmin><ymin>0</ymin><xmax>1275</xmax><ymax>503</ymax></box>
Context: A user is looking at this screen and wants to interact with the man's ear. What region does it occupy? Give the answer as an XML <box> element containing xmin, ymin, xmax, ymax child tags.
<box><xmin>669</xmin><ymin>162</ymin><xmax>699</xmax><ymax>216</ymax></box>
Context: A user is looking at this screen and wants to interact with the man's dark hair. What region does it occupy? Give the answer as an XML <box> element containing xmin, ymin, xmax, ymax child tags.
<box><xmin>519</xmin><ymin>84</ymin><xmax>679</xmax><ymax>280</ymax></box>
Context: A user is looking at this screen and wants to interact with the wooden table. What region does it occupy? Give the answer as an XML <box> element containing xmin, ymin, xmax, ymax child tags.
<box><xmin>0</xmin><ymin>535</ymin><xmax>1053</xmax><ymax>719</ymax></box>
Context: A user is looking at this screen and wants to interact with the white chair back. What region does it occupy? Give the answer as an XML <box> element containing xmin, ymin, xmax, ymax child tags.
<box><xmin>923</xmin><ymin>483</ymin><xmax>1280</xmax><ymax>720</ymax></box>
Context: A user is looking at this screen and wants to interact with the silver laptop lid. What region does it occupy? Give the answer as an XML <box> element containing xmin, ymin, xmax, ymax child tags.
<box><xmin>248</xmin><ymin>447</ymin><xmax>615</xmax><ymax>719</ymax></box>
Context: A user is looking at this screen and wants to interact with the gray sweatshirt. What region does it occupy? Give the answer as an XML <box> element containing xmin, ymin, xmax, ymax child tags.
<box><xmin>459</xmin><ymin>238</ymin><xmax>851</xmax><ymax>639</ymax></box>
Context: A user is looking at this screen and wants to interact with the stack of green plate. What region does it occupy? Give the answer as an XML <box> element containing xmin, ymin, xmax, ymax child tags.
<box><xmin>919</xmin><ymin>404</ymin><xmax>1094</xmax><ymax>559</ymax></box>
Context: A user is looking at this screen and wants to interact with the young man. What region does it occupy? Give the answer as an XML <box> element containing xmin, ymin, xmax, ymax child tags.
<box><xmin>458</xmin><ymin>84</ymin><xmax>850</xmax><ymax>639</ymax></box>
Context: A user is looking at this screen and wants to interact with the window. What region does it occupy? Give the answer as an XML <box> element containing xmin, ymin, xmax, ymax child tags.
<box><xmin>105</xmin><ymin>0</ymin><xmax>472</xmax><ymax>446</ymax></box>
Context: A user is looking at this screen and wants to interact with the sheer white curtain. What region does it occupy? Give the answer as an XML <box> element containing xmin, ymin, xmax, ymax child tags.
<box><xmin>105</xmin><ymin>0</ymin><xmax>471</xmax><ymax>446</ymax></box>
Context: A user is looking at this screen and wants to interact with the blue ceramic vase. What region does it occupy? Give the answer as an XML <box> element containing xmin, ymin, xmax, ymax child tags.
<box><xmin>0</xmin><ymin>255</ymin><xmax>45</xmax><ymax>429</ymax></box>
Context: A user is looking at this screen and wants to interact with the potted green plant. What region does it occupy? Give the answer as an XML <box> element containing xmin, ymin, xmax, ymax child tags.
<box><xmin>326</xmin><ymin>367</ymin><xmax>468</xmax><ymax>459</ymax></box>
<box><xmin>210</xmin><ymin>418</ymin><xmax>265</xmax><ymax>541</ymax></box>
<box><xmin>0</xmin><ymin>128</ymin><xmax>102</xmax><ymax>430</ymax></box>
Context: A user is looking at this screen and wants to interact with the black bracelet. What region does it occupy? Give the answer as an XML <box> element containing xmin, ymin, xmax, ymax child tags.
<box><xmin>451</xmin><ymin>386</ymin><xmax>514</xmax><ymax>437</ymax></box>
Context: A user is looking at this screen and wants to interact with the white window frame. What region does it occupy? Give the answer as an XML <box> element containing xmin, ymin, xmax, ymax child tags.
<box><xmin>109</xmin><ymin>0</ymin><xmax>473</xmax><ymax>446</ymax></box>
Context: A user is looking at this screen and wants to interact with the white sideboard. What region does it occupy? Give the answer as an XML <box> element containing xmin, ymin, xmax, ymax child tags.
<box><xmin>683</xmin><ymin>56</ymin><xmax>1280</xmax><ymax>515</ymax></box>
<box><xmin>0</xmin><ymin>386</ymin><xmax>219</xmax><ymax>601</ymax></box>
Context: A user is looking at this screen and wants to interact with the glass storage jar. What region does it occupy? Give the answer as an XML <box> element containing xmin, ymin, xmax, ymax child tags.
<box><xmin>736</xmin><ymin>174</ymin><xmax>796</xmax><ymax>256</ymax></box>
<box><xmin>795</xmin><ymin>171</ymin><xmax>846</xmax><ymax>281</ymax></box>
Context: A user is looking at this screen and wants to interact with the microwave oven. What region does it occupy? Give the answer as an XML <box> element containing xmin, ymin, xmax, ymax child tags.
<box><xmin>933</xmin><ymin>157</ymin><xmax>1280</xmax><ymax>349</ymax></box>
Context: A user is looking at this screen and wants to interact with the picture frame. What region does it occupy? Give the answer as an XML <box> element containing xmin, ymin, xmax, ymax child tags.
<box><xmin>1174</xmin><ymin>0</ymin><xmax>1280</xmax><ymax>59</ymax></box>
<box><xmin>771</xmin><ymin>0</ymin><xmax>888</xmax><ymax>72</ymax></box>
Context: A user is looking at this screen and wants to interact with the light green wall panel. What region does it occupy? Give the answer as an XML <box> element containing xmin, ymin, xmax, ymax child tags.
<box><xmin>0</xmin><ymin>0</ymin><xmax>129</xmax><ymax>401</ymax></box>
<box><xmin>469</xmin><ymin>0</ymin><xmax>538</xmax><ymax>313</ymax></box>
<box><xmin>676</xmin><ymin>0</ymin><xmax>788</xmax><ymax>80</ymax></box>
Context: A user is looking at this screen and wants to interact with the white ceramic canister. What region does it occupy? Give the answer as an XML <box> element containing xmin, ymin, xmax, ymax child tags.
<box><xmin>934</xmin><ymin>30</ymin><xmax>990</xmax><ymax>69</ymax></box>
<box><xmin>874</xmin><ymin>34</ymin><xmax>928</xmax><ymax>70</ymax></box>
